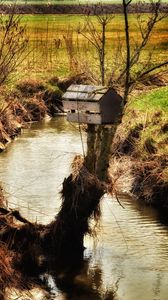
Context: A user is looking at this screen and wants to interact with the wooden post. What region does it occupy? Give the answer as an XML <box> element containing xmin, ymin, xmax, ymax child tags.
<box><xmin>95</xmin><ymin>125</ymin><xmax>117</xmax><ymax>181</ymax></box>
<box><xmin>84</xmin><ymin>124</ymin><xmax>97</xmax><ymax>174</ymax></box>
<box><xmin>85</xmin><ymin>123</ymin><xmax>121</xmax><ymax>182</ymax></box>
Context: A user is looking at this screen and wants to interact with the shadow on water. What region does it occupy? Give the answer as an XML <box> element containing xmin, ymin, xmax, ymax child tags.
<box><xmin>39</xmin><ymin>258</ymin><xmax>118</xmax><ymax>300</ymax></box>
<box><xmin>123</xmin><ymin>193</ymin><xmax>168</xmax><ymax>228</ymax></box>
<box><xmin>1</xmin><ymin>117</ymin><xmax>168</xmax><ymax>300</ymax></box>
<box><xmin>24</xmin><ymin>117</ymin><xmax>80</xmax><ymax>137</ymax></box>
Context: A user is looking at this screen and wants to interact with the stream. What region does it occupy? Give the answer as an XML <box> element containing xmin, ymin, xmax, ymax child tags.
<box><xmin>0</xmin><ymin>117</ymin><xmax>168</xmax><ymax>300</ymax></box>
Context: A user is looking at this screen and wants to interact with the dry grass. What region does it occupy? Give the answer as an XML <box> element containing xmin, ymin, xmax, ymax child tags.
<box><xmin>0</xmin><ymin>244</ymin><xmax>16</xmax><ymax>299</ymax></box>
<box><xmin>109</xmin><ymin>86</ymin><xmax>168</xmax><ymax>204</ymax></box>
<box><xmin>7</xmin><ymin>14</ymin><xmax>168</xmax><ymax>84</ymax></box>
<box><xmin>23</xmin><ymin>97</ymin><xmax>47</xmax><ymax>122</ymax></box>
<box><xmin>0</xmin><ymin>103</ymin><xmax>20</xmax><ymax>150</ymax></box>
<box><xmin>0</xmin><ymin>187</ymin><xmax>5</xmax><ymax>207</ymax></box>
<box><xmin>131</xmin><ymin>158</ymin><xmax>168</xmax><ymax>206</ymax></box>
<box><xmin>16</xmin><ymin>79</ymin><xmax>45</xmax><ymax>97</ymax></box>
<box><xmin>0</xmin><ymin>81</ymin><xmax>51</xmax><ymax>149</ymax></box>
<box><xmin>10</xmin><ymin>100</ymin><xmax>31</xmax><ymax>123</ymax></box>
<box><xmin>108</xmin><ymin>156</ymin><xmax>135</xmax><ymax>195</ymax></box>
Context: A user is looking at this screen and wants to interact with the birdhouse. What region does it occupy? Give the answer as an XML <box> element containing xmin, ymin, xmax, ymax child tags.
<box><xmin>62</xmin><ymin>84</ymin><xmax>123</xmax><ymax>125</ymax></box>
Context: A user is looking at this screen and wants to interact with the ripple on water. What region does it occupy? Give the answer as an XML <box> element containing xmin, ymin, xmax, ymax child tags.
<box><xmin>1</xmin><ymin>117</ymin><xmax>168</xmax><ymax>300</ymax></box>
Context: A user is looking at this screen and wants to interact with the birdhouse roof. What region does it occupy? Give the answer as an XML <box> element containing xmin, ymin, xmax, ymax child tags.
<box><xmin>63</xmin><ymin>84</ymin><xmax>109</xmax><ymax>102</ymax></box>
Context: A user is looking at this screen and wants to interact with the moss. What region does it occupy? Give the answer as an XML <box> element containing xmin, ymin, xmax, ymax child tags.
<box><xmin>44</xmin><ymin>84</ymin><xmax>63</xmax><ymax>99</ymax></box>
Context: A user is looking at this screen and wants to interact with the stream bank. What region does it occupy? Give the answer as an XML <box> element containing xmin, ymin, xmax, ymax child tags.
<box><xmin>0</xmin><ymin>74</ymin><xmax>86</xmax><ymax>151</ymax></box>
<box><xmin>109</xmin><ymin>86</ymin><xmax>168</xmax><ymax>208</ymax></box>
<box><xmin>0</xmin><ymin>117</ymin><xmax>168</xmax><ymax>299</ymax></box>
<box><xmin>0</xmin><ymin>80</ymin><xmax>167</xmax><ymax>207</ymax></box>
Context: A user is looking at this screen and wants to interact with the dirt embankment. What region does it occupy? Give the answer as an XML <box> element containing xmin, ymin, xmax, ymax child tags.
<box><xmin>109</xmin><ymin>122</ymin><xmax>168</xmax><ymax>210</ymax></box>
<box><xmin>0</xmin><ymin>74</ymin><xmax>87</xmax><ymax>151</ymax></box>
<box><xmin>0</xmin><ymin>3</ymin><xmax>167</xmax><ymax>14</ymax></box>
<box><xmin>0</xmin><ymin>81</ymin><xmax>48</xmax><ymax>151</ymax></box>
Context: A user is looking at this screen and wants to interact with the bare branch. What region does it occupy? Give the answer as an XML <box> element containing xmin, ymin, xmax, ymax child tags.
<box><xmin>78</xmin><ymin>4</ymin><xmax>114</xmax><ymax>85</ymax></box>
<box><xmin>114</xmin><ymin>0</ymin><xmax>168</xmax><ymax>102</ymax></box>
<box><xmin>132</xmin><ymin>61</ymin><xmax>168</xmax><ymax>84</ymax></box>
<box><xmin>0</xmin><ymin>11</ymin><xmax>28</xmax><ymax>85</ymax></box>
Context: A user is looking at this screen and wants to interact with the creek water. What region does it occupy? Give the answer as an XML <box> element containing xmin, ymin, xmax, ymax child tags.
<box><xmin>0</xmin><ymin>117</ymin><xmax>168</xmax><ymax>300</ymax></box>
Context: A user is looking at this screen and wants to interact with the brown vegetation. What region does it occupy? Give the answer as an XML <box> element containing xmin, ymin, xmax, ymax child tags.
<box><xmin>0</xmin><ymin>80</ymin><xmax>56</xmax><ymax>150</ymax></box>
<box><xmin>0</xmin><ymin>73</ymin><xmax>91</xmax><ymax>151</ymax></box>
<box><xmin>131</xmin><ymin>157</ymin><xmax>168</xmax><ymax>207</ymax></box>
<box><xmin>16</xmin><ymin>79</ymin><xmax>45</xmax><ymax>97</ymax></box>
<box><xmin>0</xmin><ymin>245</ymin><xmax>15</xmax><ymax>299</ymax></box>
<box><xmin>0</xmin><ymin>155</ymin><xmax>106</xmax><ymax>295</ymax></box>
<box><xmin>0</xmin><ymin>101</ymin><xmax>22</xmax><ymax>150</ymax></box>
<box><xmin>109</xmin><ymin>121</ymin><xmax>168</xmax><ymax>207</ymax></box>
<box><xmin>0</xmin><ymin>3</ymin><xmax>167</xmax><ymax>15</ymax></box>
<box><xmin>0</xmin><ymin>96</ymin><xmax>45</xmax><ymax>151</ymax></box>
<box><xmin>0</xmin><ymin>13</ymin><xmax>28</xmax><ymax>86</ymax></box>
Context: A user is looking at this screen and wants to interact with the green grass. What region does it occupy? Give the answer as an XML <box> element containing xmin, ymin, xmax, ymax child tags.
<box><xmin>123</xmin><ymin>87</ymin><xmax>168</xmax><ymax>159</ymax></box>
<box><xmin>129</xmin><ymin>86</ymin><xmax>168</xmax><ymax>113</ymax></box>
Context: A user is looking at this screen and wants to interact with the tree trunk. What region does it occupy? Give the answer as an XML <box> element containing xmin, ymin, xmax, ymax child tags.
<box><xmin>123</xmin><ymin>0</ymin><xmax>131</xmax><ymax>105</ymax></box>
<box><xmin>101</xmin><ymin>22</ymin><xmax>106</xmax><ymax>86</ymax></box>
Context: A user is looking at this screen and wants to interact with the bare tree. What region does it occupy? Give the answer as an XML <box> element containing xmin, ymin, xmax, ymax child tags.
<box><xmin>120</xmin><ymin>0</ymin><xmax>168</xmax><ymax>104</ymax></box>
<box><xmin>78</xmin><ymin>4</ymin><xmax>114</xmax><ymax>85</ymax></box>
<box><xmin>0</xmin><ymin>4</ymin><xmax>28</xmax><ymax>85</ymax></box>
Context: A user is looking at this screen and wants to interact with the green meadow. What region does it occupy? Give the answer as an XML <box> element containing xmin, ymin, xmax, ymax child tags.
<box><xmin>12</xmin><ymin>14</ymin><xmax>167</xmax><ymax>84</ymax></box>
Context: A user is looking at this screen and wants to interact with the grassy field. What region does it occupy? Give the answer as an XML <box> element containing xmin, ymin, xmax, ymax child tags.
<box><xmin>10</xmin><ymin>13</ymin><xmax>167</xmax><ymax>85</ymax></box>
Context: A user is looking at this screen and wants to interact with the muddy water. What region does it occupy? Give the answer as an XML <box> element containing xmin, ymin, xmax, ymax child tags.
<box><xmin>0</xmin><ymin>117</ymin><xmax>168</xmax><ymax>300</ymax></box>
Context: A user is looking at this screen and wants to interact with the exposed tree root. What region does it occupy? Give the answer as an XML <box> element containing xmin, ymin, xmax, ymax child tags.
<box><xmin>0</xmin><ymin>155</ymin><xmax>106</xmax><ymax>295</ymax></box>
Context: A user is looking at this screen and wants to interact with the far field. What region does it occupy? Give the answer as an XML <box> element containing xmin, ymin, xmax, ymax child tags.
<box><xmin>9</xmin><ymin>13</ymin><xmax>166</xmax><ymax>85</ymax></box>
<box><xmin>3</xmin><ymin>0</ymin><xmax>168</xmax><ymax>4</ymax></box>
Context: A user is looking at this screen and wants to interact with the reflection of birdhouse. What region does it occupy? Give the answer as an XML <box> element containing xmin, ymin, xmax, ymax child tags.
<box><xmin>62</xmin><ymin>84</ymin><xmax>123</xmax><ymax>125</ymax></box>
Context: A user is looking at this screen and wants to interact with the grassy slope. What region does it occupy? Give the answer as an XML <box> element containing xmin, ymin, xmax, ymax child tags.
<box><xmin>111</xmin><ymin>86</ymin><xmax>168</xmax><ymax>203</ymax></box>
<box><xmin>123</xmin><ymin>86</ymin><xmax>168</xmax><ymax>159</ymax></box>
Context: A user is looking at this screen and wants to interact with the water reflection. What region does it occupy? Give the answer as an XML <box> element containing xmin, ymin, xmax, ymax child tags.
<box><xmin>0</xmin><ymin>117</ymin><xmax>168</xmax><ymax>300</ymax></box>
<box><xmin>0</xmin><ymin>117</ymin><xmax>86</xmax><ymax>224</ymax></box>
<box><xmin>40</xmin><ymin>258</ymin><xmax>119</xmax><ymax>300</ymax></box>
